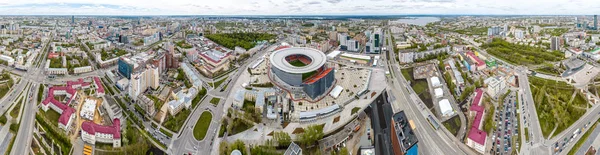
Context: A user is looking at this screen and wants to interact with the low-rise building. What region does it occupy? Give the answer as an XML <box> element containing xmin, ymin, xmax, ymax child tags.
<box><xmin>467</xmin><ymin>89</ymin><xmax>486</xmax><ymax>154</ymax></box>
<box><xmin>484</xmin><ymin>76</ymin><xmax>506</xmax><ymax>98</ymax></box>
<box><xmin>167</xmin><ymin>87</ymin><xmax>198</xmax><ymax>116</ymax></box>
<box><xmin>81</xmin><ymin>118</ymin><xmax>121</xmax><ymax>147</ymax></box>
<box><xmin>74</xmin><ymin>66</ymin><xmax>93</xmax><ymax>74</ymax></box>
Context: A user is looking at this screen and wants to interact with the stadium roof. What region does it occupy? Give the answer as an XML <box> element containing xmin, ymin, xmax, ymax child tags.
<box><xmin>270</xmin><ymin>47</ymin><xmax>327</xmax><ymax>74</ymax></box>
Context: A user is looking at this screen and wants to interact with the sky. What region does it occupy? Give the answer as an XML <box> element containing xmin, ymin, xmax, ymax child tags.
<box><xmin>0</xmin><ymin>0</ymin><xmax>598</xmax><ymax>15</ymax></box>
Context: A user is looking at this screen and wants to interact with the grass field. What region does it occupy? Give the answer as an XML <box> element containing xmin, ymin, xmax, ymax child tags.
<box><xmin>529</xmin><ymin>76</ymin><xmax>587</xmax><ymax>138</ymax></box>
<box><xmin>210</xmin><ymin>76</ymin><xmax>229</xmax><ymax>88</ymax></box>
<box><xmin>443</xmin><ymin>116</ymin><xmax>461</xmax><ymax>136</ymax></box>
<box><xmin>351</xmin><ymin>107</ymin><xmax>360</xmax><ymax>115</ymax></box>
<box><xmin>41</xmin><ymin>109</ymin><xmax>61</xmax><ymax>126</ymax></box>
<box><xmin>210</xmin><ymin>98</ymin><xmax>221</xmax><ymax>105</ymax></box>
<box><xmin>288</xmin><ymin>60</ymin><xmax>307</xmax><ymax>67</ymax></box>
<box><xmin>193</xmin><ymin>111</ymin><xmax>213</xmax><ymax>141</ymax></box>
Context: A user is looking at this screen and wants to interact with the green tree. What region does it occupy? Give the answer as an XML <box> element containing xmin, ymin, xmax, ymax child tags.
<box><xmin>299</xmin><ymin>124</ymin><xmax>325</xmax><ymax>147</ymax></box>
<box><xmin>339</xmin><ymin>147</ymin><xmax>349</xmax><ymax>155</ymax></box>
<box><xmin>273</xmin><ymin>131</ymin><xmax>292</xmax><ymax>147</ymax></box>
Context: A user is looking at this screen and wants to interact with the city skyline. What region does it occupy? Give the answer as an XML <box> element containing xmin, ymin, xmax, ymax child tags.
<box><xmin>0</xmin><ymin>0</ymin><xmax>599</xmax><ymax>15</ymax></box>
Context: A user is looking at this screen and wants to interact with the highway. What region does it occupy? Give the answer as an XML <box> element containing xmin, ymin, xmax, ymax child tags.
<box><xmin>10</xmin><ymin>82</ymin><xmax>37</xmax><ymax>155</ymax></box>
<box><xmin>384</xmin><ymin>29</ymin><xmax>476</xmax><ymax>155</ymax></box>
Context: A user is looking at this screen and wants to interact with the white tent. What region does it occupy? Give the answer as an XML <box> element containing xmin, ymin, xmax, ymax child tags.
<box><xmin>439</xmin><ymin>99</ymin><xmax>454</xmax><ymax>117</ymax></box>
<box><xmin>434</xmin><ymin>88</ymin><xmax>444</xmax><ymax>98</ymax></box>
<box><xmin>329</xmin><ymin>85</ymin><xmax>344</xmax><ymax>98</ymax></box>
<box><xmin>431</xmin><ymin>76</ymin><xmax>441</xmax><ymax>87</ymax></box>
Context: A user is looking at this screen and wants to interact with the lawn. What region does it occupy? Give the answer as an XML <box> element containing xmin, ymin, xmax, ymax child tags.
<box><xmin>162</xmin><ymin>109</ymin><xmax>191</xmax><ymax>133</ymax></box>
<box><xmin>193</xmin><ymin>111</ymin><xmax>213</xmax><ymax>141</ymax></box>
<box><xmin>288</xmin><ymin>60</ymin><xmax>307</xmax><ymax>67</ymax></box>
<box><xmin>210</xmin><ymin>76</ymin><xmax>229</xmax><ymax>88</ymax></box>
<box><xmin>41</xmin><ymin>109</ymin><xmax>61</xmax><ymax>126</ymax></box>
<box><xmin>443</xmin><ymin>116</ymin><xmax>461</xmax><ymax>136</ymax></box>
<box><xmin>529</xmin><ymin>76</ymin><xmax>587</xmax><ymax>138</ymax></box>
<box><xmin>9</xmin><ymin>98</ymin><xmax>23</xmax><ymax>118</ymax></box>
<box><xmin>210</xmin><ymin>98</ymin><xmax>221</xmax><ymax>105</ymax></box>
<box><xmin>351</xmin><ymin>107</ymin><xmax>360</xmax><ymax>115</ymax></box>
<box><xmin>37</xmin><ymin>84</ymin><xmax>45</xmax><ymax>103</ymax></box>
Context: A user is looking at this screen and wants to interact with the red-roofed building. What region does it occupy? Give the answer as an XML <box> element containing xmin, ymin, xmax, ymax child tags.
<box><xmin>41</xmin><ymin>77</ymin><xmax>105</xmax><ymax>132</ymax></box>
<box><xmin>467</xmin><ymin>88</ymin><xmax>487</xmax><ymax>154</ymax></box>
<box><xmin>58</xmin><ymin>107</ymin><xmax>76</xmax><ymax>131</ymax></box>
<box><xmin>93</xmin><ymin>77</ymin><xmax>105</xmax><ymax>97</ymax></box>
<box><xmin>466</xmin><ymin>52</ymin><xmax>486</xmax><ymax>71</ymax></box>
<box><xmin>81</xmin><ymin>118</ymin><xmax>121</xmax><ymax>147</ymax></box>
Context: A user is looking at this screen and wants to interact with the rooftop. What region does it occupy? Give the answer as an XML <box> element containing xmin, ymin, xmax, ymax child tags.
<box><xmin>392</xmin><ymin>111</ymin><xmax>418</xmax><ymax>153</ymax></box>
<box><xmin>270</xmin><ymin>47</ymin><xmax>327</xmax><ymax>74</ymax></box>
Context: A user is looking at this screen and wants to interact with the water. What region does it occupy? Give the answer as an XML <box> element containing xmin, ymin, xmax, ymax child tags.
<box><xmin>393</xmin><ymin>17</ymin><xmax>441</xmax><ymax>26</ymax></box>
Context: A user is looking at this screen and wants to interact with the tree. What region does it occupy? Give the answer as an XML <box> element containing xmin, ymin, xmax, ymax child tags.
<box><xmin>339</xmin><ymin>147</ymin><xmax>349</xmax><ymax>155</ymax></box>
<box><xmin>219</xmin><ymin>141</ymin><xmax>229</xmax><ymax>155</ymax></box>
<box><xmin>299</xmin><ymin>124</ymin><xmax>324</xmax><ymax>147</ymax></box>
<box><xmin>273</xmin><ymin>131</ymin><xmax>292</xmax><ymax>147</ymax></box>
<box><xmin>230</xmin><ymin>140</ymin><xmax>247</xmax><ymax>155</ymax></box>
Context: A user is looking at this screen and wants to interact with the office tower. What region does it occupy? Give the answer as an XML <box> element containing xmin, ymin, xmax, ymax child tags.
<box><xmin>551</xmin><ymin>37</ymin><xmax>560</xmax><ymax>51</ymax></box>
<box><xmin>595</xmin><ymin>15</ymin><xmax>598</xmax><ymax>30</ymax></box>
<box><xmin>372</xmin><ymin>28</ymin><xmax>382</xmax><ymax>53</ymax></box>
<box><xmin>72</xmin><ymin>16</ymin><xmax>74</xmax><ymax>24</ymax></box>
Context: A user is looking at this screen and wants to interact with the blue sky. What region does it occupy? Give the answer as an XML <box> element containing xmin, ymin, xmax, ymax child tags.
<box><xmin>0</xmin><ymin>0</ymin><xmax>598</xmax><ymax>15</ymax></box>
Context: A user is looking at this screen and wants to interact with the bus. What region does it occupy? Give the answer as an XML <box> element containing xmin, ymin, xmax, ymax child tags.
<box><xmin>427</xmin><ymin>115</ymin><xmax>440</xmax><ymax>130</ymax></box>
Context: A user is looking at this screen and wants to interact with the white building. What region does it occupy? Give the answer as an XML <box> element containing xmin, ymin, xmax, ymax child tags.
<box><xmin>81</xmin><ymin>119</ymin><xmax>121</xmax><ymax>147</ymax></box>
<box><xmin>434</xmin><ymin>88</ymin><xmax>444</xmax><ymax>98</ymax></box>
<box><xmin>128</xmin><ymin>65</ymin><xmax>159</xmax><ymax>100</ymax></box>
<box><xmin>167</xmin><ymin>87</ymin><xmax>198</xmax><ymax>116</ymax></box>
<box><xmin>74</xmin><ymin>66</ymin><xmax>93</xmax><ymax>74</ymax></box>
<box><xmin>0</xmin><ymin>55</ymin><xmax>15</xmax><ymax>66</ymax></box>
<box><xmin>80</xmin><ymin>99</ymin><xmax>97</xmax><ymax>120</ymax></box>
<box><xmin>484</xmin><ymin>76</ymin><xmax>507</xmax><ymax>98</ymax></box>
<box><xmin>439</xmin><ymin>99</ymin><xmax>454</xmax><ymax>117</ymax></box>
<box><xmin>431</xmin><ymin>76</ymin><xmax>441</xmax><ymax>88</ymax></box>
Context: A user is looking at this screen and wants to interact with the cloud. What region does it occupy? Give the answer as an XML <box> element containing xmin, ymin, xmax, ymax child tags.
<box><xmin>0</xmin><ymin>0</ymin><xmax>597</xmax><ymax>15</ymax></box>
<box><xmin>325</xmin><ymin>0</ymin><xmax>344</xmax><ymax>4</ymax></box>
<box><xmin>305</xmin><ymin>1</ymin><xmax>321</xmax><ymax>5</ymax></box>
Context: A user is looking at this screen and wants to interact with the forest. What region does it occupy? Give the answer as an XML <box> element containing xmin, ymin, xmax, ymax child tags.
<box><xmin>482</xmin><ymin>38</ymin><xmax>564</xmax><ymax>66</ymax></box>
<box><xmin>205</xmin><ymin>32</ymin><xmax>276</xmax><ymax>50</ymax></box>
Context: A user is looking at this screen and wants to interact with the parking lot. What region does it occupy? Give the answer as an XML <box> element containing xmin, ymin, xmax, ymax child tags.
<box><xmin>491</xmin><ymin>91</ymin><xmax>519</xmax><ymax>154</ymax></box>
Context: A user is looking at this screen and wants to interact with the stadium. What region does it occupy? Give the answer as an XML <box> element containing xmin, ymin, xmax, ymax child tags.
<box><xmin>270</xmin><ymin>47</ymin><xmax>335</xmax><ymax>99</ymax></box>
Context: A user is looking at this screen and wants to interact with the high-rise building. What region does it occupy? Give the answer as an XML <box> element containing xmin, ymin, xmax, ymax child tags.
<box><xmin>487</xmin><ymin>26</ymin><xmax>501</xmax><ymax>36</ymax></box>
<box><xmin>514</xmin><ymin>30</ymin><xmax>524</xmax><ymax>40</ymax></box>
<box><xmin>594</xmin><ymin>15</ymin><xmax>598</xmax><ymax>30</ymax></box>
<box><xmin>71</xmin><ymin>16</ymin><xmax>75</xmax><ymax>24</ymax></box>
<box><xmin>390</xmin><ymin>111</ymin><xmax>418</xmax><ymax>155</ymax></box>
<box><xmin>551</xmin><ymin>37</ymin><xmax>561</xmax><ymax>51</ymax></box>
<box><xmin>128</xmin><ymin>65</ymin><xmax>159</xmax><ymax>101</ymax></box>
<box><xmin>370</xmin><ymin>28</ymin><xmax>382</xmax><ymax>54</ymax></box>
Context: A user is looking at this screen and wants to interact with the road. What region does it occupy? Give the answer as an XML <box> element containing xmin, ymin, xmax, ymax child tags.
<box><xmin>10</xmin><ymin>82</ymin><xmax>37</xmax><ymax>155</ymax></box>
<box><xmin>169</xmin><ymin>42</ymin><xmax>279</xmax><ymax>155</ymax></box>
<box><xmin>385</xmin><ymin>30</ymin><xmax>476</xmax><ymax>155</ymax></box>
